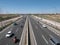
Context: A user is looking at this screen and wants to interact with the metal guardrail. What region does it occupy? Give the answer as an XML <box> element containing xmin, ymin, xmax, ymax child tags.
<box><xmin>19</xmin><ymin>16</ymin><xmax>28</xmax><ymax>45</ymax></box>
<box><xmin>29</xmin><ymin>19</ymin><xmax>37</xmax><ymax>45</ymax></box>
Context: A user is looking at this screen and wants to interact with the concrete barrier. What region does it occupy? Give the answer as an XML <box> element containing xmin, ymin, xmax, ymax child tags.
<box><xmin>29</xmin><ymin>18</ymin><xmax>37</xmax><ymax>45</ymax></box>
<box><xmin>19</xmin><ymin>16</ymin><xmax>28</xmax><ymax>45</ymax></box>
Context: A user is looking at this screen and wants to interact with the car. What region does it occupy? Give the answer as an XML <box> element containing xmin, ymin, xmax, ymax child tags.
<box><xmin>42</xmin><ymin>24</ymin><xmax>47</xmax><ymax>28</ymax></box>
<box><xmin>21</xmin><ymin>25</ymin><xmax>23</xmax><ymax>28</ymax></box>
<box><xmin>49</xmin><ymin>35</ymin><xmax>60</xmax><ymax>45</ymax></box>
<box><xmin>12</xmin><ymin>36</ymin><xmax>17</xmax><ymax>43</ymax></box>
<box><xmin>5</xmin><ymin>31</ymin><xmax>13</xmax><ymax>38</ymax></box>
<box><xmin>13</xmin><ymin>23</ymin><xmax>18</xmax><ymax>26</ymax></box>
<box><xmin>38</xmin><ymin>21</ymin><xmax>39</xmax><ymax>23</ymax></box>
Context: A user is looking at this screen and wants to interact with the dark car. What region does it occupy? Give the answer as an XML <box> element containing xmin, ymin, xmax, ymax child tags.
<box><xmin>13</xmin><ymin>23</ymin><xmax>18</xmax><ymax>26</ymax></box>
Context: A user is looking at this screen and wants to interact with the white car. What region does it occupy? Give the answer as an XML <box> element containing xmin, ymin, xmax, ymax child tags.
<box><xmin>42</xmin><ymin>24</ymin><xmax>47</xmax><ymax>28</ymax></box>
<box><xmin>5</xmin><ymin>31</ymin><xmax>13</xmax><ymax>38</ymax></box>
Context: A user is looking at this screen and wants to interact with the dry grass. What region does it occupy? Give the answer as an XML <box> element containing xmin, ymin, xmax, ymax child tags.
<box><xmin>36</xmin><ymin>14</ymin><xmax>60</xmax><ymax>23</ymax></box>
<box><xmin>0</xmin><ymin>14</ymin><xmax>20</xmax><ymax>21</ymax></box>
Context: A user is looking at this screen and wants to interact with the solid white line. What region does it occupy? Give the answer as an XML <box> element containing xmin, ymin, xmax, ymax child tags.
<box><xmin>42</xmin><ymin>35</ymin><xmax>48</xmax><ymax>44</ymax></box>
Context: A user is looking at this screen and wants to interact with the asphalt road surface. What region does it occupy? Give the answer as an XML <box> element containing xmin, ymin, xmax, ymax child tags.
<box><xmin>0</xmin><ymin>16</ymin><xmax>26</xmax><ymax>45</ymax></box>
<box><xmin>29</xmin><ymin>16</ymin><xmax>60</xmax><ymax>45</ymax></box>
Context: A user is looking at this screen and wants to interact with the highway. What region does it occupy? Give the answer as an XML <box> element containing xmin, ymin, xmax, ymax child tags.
<box><xmin>0</xmin><ymin>16</ymin><xmax>26</xmax><ymax>45</ymax></box>
<box><xmin>0</xmin><ymin>15</ymin><xmax>60</xmax><ymax>45</ymax></box>
<box><xmin>29</xmin><ymin>16</ymin><xmax>60</xmax><ymax>45</ymax></box>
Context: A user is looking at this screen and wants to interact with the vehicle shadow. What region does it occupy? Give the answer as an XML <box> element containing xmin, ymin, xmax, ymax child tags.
<box><xmin>15</xmin><ymin>39</ymin><xmax>20</xmax><ymax>43</ymax></box>
<box><xmin>16</xmin><ymin>39</ymin><xmax>20</xmax><ymax>43</ymax></box>
<box><xmin>10</xmin><ymin>33</ymin><xmax>14</xmax><ymax>37</ymax></box>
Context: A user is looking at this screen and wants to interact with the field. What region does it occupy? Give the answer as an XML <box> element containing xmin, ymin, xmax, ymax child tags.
<box><xmin>0</xmin><ymin>14</ymin><xmax>20</xmax><ymax>21</ymax></box>
<box><xmin>35</xmin><ymin>14</ymin><xmax>60</xmax><ymax>23</ymax></box>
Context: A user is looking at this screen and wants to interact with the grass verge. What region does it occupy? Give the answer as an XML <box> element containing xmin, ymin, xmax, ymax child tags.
<box><xmin>0</xmin><ymin>22</ymin><xmax>13</xmax><ymax>31</ymax></box>
<box><xmin>35</xmin><ymin>15</ymin><xmax>60</xmax><ymax>23</ymax></box>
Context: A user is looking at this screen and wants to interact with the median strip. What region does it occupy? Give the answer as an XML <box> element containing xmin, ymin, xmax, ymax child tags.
<box><xmin>19</xmin><ymin>16</ymin><xmax>28</xmax><ymax>45</ymax></box>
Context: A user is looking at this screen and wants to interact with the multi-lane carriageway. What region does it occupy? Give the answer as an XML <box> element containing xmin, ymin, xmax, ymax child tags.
<box><xmin>0</xmin><ymin>15</ymin><xmax>60</xmax><ymax>45</ymax></box>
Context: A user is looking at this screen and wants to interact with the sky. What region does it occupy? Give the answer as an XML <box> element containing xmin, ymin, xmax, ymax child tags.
<box><xmin>0</xmin><ymin>0</ymin><xmax>60</xmax><ymax>14</ymax></box>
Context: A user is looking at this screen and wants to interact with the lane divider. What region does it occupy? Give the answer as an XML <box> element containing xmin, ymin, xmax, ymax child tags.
<box><xmin>42</xmin><ymin>35</ymin><xmax>48</xmax><ymax>44</ymax></box>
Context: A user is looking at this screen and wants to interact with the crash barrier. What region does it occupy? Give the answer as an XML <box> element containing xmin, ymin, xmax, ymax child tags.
<box><xmin>29</xmin><ymin>19</ymin><xmax>37</xmax><ymax>45</ymax></box>
<box><xmin>19</xmin><ymin>16</ymin><xmax>28</xmax><ymax>45</ymax></box>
